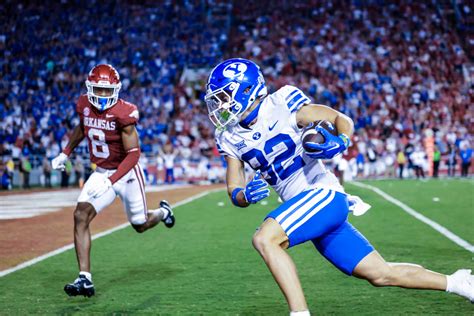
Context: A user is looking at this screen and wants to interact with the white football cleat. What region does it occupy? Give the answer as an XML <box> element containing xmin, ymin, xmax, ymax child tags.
<box><xmin>446</xmin><ymin>269</ymin><xmax>474</xmax><ymax>303</ymax></box>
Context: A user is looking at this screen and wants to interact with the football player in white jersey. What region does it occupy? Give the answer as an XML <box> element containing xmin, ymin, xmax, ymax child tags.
<box><xmin>206</xmin><ymin>58</ymin><xmax>474</xmax><ymax>315</ymax></box>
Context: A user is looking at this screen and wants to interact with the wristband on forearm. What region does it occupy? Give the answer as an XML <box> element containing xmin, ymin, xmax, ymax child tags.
<box><xmin>62</xmin><ymin>147</ymin><xmax>72</xmax><ymax>156</ymax></box>
<box><xmin>231</xmin><ymin>187</ymin><xmax>245</xmax><ymax>207</ymax></box>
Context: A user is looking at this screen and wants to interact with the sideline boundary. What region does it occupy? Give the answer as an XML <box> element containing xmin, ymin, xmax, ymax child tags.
<box><xmin>350</xmin><ymin>181</ymin><xmax>474</xmax><ymax>253</ymax></box>
<box><xmin>0</xmin><ymin>188</ymin><xmax>225</xmax><ymax>278</ymax></box>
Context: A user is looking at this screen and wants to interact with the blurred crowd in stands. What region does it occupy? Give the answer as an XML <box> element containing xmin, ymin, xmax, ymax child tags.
<box><xmin>0</xmin><ymin>0</ymin><xmax>472</xmax><ymax>189</ymax></box>
<box><xmin>230</xmin><ymin>0</ymin><xmax>472</xmax><ymax>180</ymax></box>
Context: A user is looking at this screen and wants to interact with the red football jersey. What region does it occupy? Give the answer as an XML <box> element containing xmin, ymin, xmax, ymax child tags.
<box><xmin>76</xmin><ymin>94</ymin><xmax>139</xmax><ymax>169</ymax></box>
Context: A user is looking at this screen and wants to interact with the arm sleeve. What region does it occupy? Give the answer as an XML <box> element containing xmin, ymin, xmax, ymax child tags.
<box><xmin>108</xmin><ymin>147</ymin><xmax>140</xmax><ymax>184</ymax></box>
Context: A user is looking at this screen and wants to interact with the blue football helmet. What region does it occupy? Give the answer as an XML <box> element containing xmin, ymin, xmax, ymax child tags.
<box><xmin>205</xmin><ymin>58</ymin><xmax>267</xmax><ymax>129</ymax></box>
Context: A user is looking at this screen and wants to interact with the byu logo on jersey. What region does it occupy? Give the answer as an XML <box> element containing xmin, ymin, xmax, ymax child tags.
<box><xmin>223</xmin><ymin>62</ymin><xmax>247</xmax><ymax>79</ymax></box>
<box><xmin>234</xmin><ymin>140</ymin><xmax>247</xmax><ymax>151</ymax></box>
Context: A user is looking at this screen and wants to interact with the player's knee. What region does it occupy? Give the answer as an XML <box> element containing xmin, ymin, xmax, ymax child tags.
<box><xmin>134</xmin><ymin>227</ymin><xmax>146</xmax><ymax>234</ymax></box>
<box><xmin>130</xmin><ymin>215</ymin><xmax>148</xmax><ymax>233</ymax></box>
<box><xmin>74</xmin><ymin>203</ymin><xmax>94</xmax><ymax>225</ymax></box>
<box><xmin>252</xmin><ymin>233</ymin><xmax>266</xmax><ymax>253</ymax></box>
<box><xmin>252</xmin><ymin>232</ymin><xmax>276</xmax><ymax>254</ymax></box>
<box><xmin>253</xmin><ymin>224</ymin><xmax>288</xmax><ymax>255</ymax></box>
<box><xmin>132</xmin><ymin>224</ymin><xmax>146</xmax><ymax>233</ymax></box>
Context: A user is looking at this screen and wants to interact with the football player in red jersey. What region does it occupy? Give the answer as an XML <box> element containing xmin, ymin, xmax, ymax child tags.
<box><xmin>51</xmin><ymin>64</ymin><xmax>175</xmax><ymax>297</ymax></box>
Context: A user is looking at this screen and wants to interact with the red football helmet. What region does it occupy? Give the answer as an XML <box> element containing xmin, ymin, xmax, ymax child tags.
<box><xmin>85</xmin><ymin>64</ymin><xmax>122</xmax><ymax>111</ymax></box>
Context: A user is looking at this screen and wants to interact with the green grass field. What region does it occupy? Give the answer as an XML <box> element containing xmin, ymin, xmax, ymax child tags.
<box><xmin>1</xmin><ymin>179</ymin><xmax>473</xmax><ymax>315</ymax></box>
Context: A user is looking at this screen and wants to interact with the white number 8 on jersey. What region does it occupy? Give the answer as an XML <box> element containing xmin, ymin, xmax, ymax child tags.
<box><xmin>88</xmin><ymin>128</ymin><xmax>110</xmax><ymax>159</ymax></box>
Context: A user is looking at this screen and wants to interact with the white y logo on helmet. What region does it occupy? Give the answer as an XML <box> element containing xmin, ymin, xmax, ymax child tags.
<box><xmin>223</xmin><ymin>62</ymin><xmax>247</xmax><ymax>80</ymax></box>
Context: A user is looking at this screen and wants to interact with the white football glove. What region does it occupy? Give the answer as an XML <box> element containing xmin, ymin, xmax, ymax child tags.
<box><xmin>348</xmin><ymin>195</ymin><xmax>371</xmax><ymax>216</ymax></box>
<box><xmin>51</xmin><ymin>153</ymin><xmax>69</xmax><ymax>171</ymax></box>
<box><xmin>87</xmin><ymin>176</ymin><xmax>112</xmax><ymax>199</ymax></box>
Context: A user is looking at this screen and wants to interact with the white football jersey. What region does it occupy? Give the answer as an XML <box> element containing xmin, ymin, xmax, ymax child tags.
<box><xmin>216</xmin><ymin>85</ymin><xmax>343</xmax><ymax>201</ymax></box>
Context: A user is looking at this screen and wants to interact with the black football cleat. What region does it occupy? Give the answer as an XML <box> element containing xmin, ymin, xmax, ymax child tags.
<box><xmin>160</xmin><ymin>200</ymin><xmax>175</xmax><ymax>228</ymax></box>
<box><xmin>64</xmin><ymin>274</ymin><xmax>95</xmax><ymax>297</ymax></box>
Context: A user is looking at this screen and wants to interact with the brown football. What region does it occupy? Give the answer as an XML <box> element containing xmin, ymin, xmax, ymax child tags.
<box><xmin>301</xmin><ymin>120</ymin><xmax>338</xmax><ymax>152</ymax></box>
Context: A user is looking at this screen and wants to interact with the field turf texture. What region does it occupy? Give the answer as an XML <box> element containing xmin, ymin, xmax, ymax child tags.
<box><xmin>0</xmin><ymin>179</ymin><xmax>472</xmax><ymax>314</ymax></box>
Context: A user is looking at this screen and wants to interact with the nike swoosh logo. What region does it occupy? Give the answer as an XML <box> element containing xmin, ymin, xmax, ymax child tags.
<box><xmin>83</xmin><ymin>284</ymin><xmax>94</xmax><ymax>288</ymax></box>
<box><xmin>311</xmin><ymin>144</ymin><xmax>339</xmax><ymax>152</ymax></box>
<box><xmin>269</xmin><ymin>121</ymin><xmax>278</xmax><ymax>131</ymax></box>
<box><xmin>106</xmin><ymin>114</ymin><xmax>114</xmax><ymax>118</ymax></box>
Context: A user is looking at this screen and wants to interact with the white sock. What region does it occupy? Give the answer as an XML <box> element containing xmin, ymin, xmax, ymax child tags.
<box><xmin>446</xmin><ymin>269</ymin><xmax>472</xmax><ymax>294</ymax></box>
<box><xmin>79</xmin><ymin>271</ymin><xmax>92</xmax><ymax>281</ymax></box>
<box><xmin>150</xmin><ymin>208</ymin><xmax>169</xmax><ymax>219</ymax></box>
<box><xmin>445</xmin><ymin>269</ymin><xmax>474</xmax><ymax>302</ymax></box>
<box><xmin>290</xmin><ymin>311</ymin><xmax>310</xmax><ymax>316</ymax></box>
<box><xmin>446</xmin><ymin>274</ymin><xmax>455</xmax><ymax>292</ymax></box>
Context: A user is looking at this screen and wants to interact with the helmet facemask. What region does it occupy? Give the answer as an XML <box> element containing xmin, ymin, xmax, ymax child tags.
<box><xmin>205</xmin><ymin>82</ymin><xmax>243</xmax><ymax>129</ymax></box>
<box><xmin>86</xmin><ymin>80</ymin><xmax>121</xmax><ymax>111</ymax></box>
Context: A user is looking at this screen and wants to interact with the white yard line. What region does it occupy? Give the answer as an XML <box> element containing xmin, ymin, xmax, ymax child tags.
<box><xmin>0</xmin><ymin>188</ymin><xmax>225</xmax><ymax>278</ymax></box>
<box><xmin>0</xmin><ymin>184</ymin><xmax>192</xmax><ymax>220</ymax></box>
<box><xmin>350</xmin><ymin>181</ymin><xmax>474</xmax><ymax>253</ymax></box>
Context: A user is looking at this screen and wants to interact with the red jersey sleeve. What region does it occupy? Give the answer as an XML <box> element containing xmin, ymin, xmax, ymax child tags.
<box><xmin>76</xmin><ymin>95</ymin><xmax>86</xmax><ymax>118</ymax></box>
<box><xmin>76</xmin><ymin>95</ymin><xmax>92</xmax><ymax>125</ymax></box>
<box><xmin>116</xmin><ymin>101</ymin><xmax>139</xmax><ymax>128</ymax></box>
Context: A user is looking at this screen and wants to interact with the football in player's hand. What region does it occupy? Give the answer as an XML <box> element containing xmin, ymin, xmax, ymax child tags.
<box><xmin>301</xmin><ymin>120</ymin><xmax>338</xmax><ymax>152</ymax></box>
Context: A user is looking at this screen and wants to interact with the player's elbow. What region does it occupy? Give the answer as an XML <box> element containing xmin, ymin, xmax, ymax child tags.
<box><xmin>228</xmin><ymin>195</ymin><xmax>249</xmax><ymax>208</ymax></box>
<box><xmin>347</xmin><ymin>115</ymin><xmax>354</xmax><ymax>131</ymax></box>
<box><xmin>338</xmin><ymin>113</ymin><xmax>354</xmax><ymax>135</ymax></box>
<box><xmin>227</xmin><ymin>190</ymin><xmax>235</xmax><ymax>204</ymax></box>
